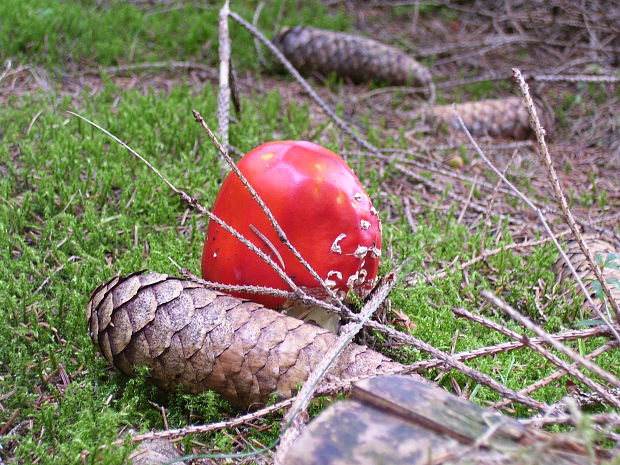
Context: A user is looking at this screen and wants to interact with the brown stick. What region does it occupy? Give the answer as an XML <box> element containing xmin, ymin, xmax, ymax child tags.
<box><xmin>513</xmin><ymin>68</ymin><xmax>620</xmax><ymax>322</ymax></box>
<box><xmin>454</xmin><ymin>105</ymin><xmax>620</xmax><ymax>343</ymax></box>
<box><xmin>126</xmin><ymin>398</ymin><xmax>294</xmax><ymax>443</ymax></box>
<box><xmin>274</xmin><ymin>272</ymin><xmax>399</xmax><ymax>464</ymax></box>
<box><xmin>405</xmin><ymin>232</ymin><xmax>571</xmax><ymax>285</ymax></box>
<box><xmin>68</xmin><ymin>111</ymin><xmax>337</xmax><ymax>314</ymax></box>
<box><xmin>481</xmin><ymin>291</ymin><xmax>620</xmax><ymax>401</ymax></box>
<box><xmin>403</xmin><ymin>325</ymin><xmax>617</xmax><ymax>372</ymax></box>
<box><xmin>191</xmin><ymin>110</ymin><xmax>349</xmax><ymax>315</ymax></box>
<box><xmin>455</xmin><ymin>304</ymin><xmax>620</xmax><ymax>409</ymax></box>
<box><xmin>217</xmin><ymin>0</ymin><xmax>231</xmax><ymax>152</ymax></box>
<box><xmin>491</xmin><ymin>341</ymin><xmax>618</xmax><ymax>409</ymax></box>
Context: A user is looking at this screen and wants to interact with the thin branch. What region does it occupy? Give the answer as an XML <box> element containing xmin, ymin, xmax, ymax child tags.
<box><xmin>455</xmin><ymin>305</ymin><xmax>620</xmax><ymax>409</ymax></box>
<box><xmin>521</xmin><ymin>412</ymin><xmax>620</xmax><ymax>428</ymax></box>
<box><xmin>513</xmin><ymin>68</ymin><xmax>620</xmax><ymax>322</ymax></box>
<box><xmin>127</xmin><ymin>398</ymin><xmax>294</xmax><ymax>443</ymax></box>
<box><xmin>84</xmin><ymin>61</ymin><xmax>218</xmax><ymax>78</ymax></box>
<box><xmin>361</xmin><ymin>318</ymin><xmax>547</xmax><ymax>410</ymax></box>
<box><xmin>228</xmin><ymin>10</ymin><xmax>377</xmax><ymax>153</ymax></box>
<box><xmin>481</xmin><ymin>291</ymin><xmax>620</xmax><ymax>393</ymax></box>
<box><xmin>492</xmin><ymin>341</ymin><xmax>618</xmax><ymax>409</ymax></box>
<box><xmin>274</xmin><ymin>272</ymin><xmax>399</xmax><ymax>464</ymax></box>
<box><xmin>168</xmin><ymin>257</ymin><xmax>298</xmax><ymax>300</ymax></box>
<box><xmin>67</xmin><ymin>111</ymin><xmax>337</xmax><ymax>314</ymax></box>
<box><xmin>531</xmin><ymin>74</ymin><xmax>620</xmax><ymax>83</ymax></box>
<box><xmin>405</xmin><ymin>232</ymin><xmax>571</xmax><ymax>285</ymax></box>
<box><xmin>454</xmin><ymin>103</ymin><xmax>620</xmax><ymax>343</ymax></box>
<box><xmin>401</xmin><ymin>324</ymin><xmax>617</xmax><ymax>373</ymax></box>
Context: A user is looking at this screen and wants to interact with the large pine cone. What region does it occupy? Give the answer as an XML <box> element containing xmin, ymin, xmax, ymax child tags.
<box><xmin>87</xmin><ymin>271</ymin><xmax>405</xmax><ymax>410</ymax></box>
<box><xmin>272</xmin><ymin>26</ymin><xmax>432</xmax><ymax>87</ymax></box>
<box><xmin>425</xmin><ymin>97</ymin><xmax>548</xmax><ymax>140</ymax></box>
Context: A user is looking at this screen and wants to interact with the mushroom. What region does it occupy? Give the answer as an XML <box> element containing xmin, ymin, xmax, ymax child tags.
<box><xmin>201</xmin><ymin>141</ymin><xmax>382</xmax><ymax>330</ymax></box>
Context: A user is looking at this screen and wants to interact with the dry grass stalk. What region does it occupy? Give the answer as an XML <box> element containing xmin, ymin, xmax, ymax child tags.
<box><xmin>513</xmin><ymin>68</ymin><xmax>620</xmax><ymax>323</ymax></box>
<box><xmin>402</xmin><ymin>325</ymin><xmax>618</xmax><ymax>373</ymax></box>
<box><xmin>191</xmin><ymin>110</ymin><xmax>349</xmax><ymax>315</ymax></box>
<box><xmin>406</xmin><ymin>231</ymin><xmax>571</xmax><ymax>284</ymax></box>
<box><xmin>361</xmin><ymin>318</ymin><xmax>547</xmax><ymax>410</ymax></box>
<box><xmin>492</xmin><ymin>341</ymin><xmax>618</xmax><ymax>409</ymax></box>
<box><xmin>170</xmin><ymin>259</ymin><xmax>296</xmax><ymax>300</ymax></box>
<box><xmin>125</xmin><ymin>398</ymin><xmax>295</xmax><ymax>443</ymax></box>
<box><xmin>522</xmin><ymin>412</ymin><xmax>620</xmax><ymax>428</ymax></box>
<box><xmin>68</xmin><ymin>111</ymin><xmax>337</xmax><ymax>314</ymax></box>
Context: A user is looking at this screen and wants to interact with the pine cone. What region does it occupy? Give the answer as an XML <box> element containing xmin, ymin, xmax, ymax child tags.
<box><xmin>553</xmin><ymin>238</ymin><xmax>620</xmax><ymax>318</ymax></box>
<box><xmin>87</xmin><ymin>271</ymin><xmax>403</xmax><ymax>410</ymax></box>
<box><xmin>272</xmin><ymin>26</ymin><xmax>431</xmax><ymax>87</ymax></box>
<box><xmin>425</xmin><ymin>97</ymin><xmax>549</xmax><ymax>140</ymax></box>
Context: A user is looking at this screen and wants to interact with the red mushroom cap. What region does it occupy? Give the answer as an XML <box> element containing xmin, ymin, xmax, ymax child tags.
<box><xmin>201</xmin><ymin>141</ymin><xmax>382</xmax><ymax>309</ymax></box>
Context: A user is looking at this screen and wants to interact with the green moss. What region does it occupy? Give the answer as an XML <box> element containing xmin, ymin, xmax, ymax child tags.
<box><xmin>0</xmin><ymin>0</ymin><xmax>350</xmax><ymax>70</ymax></box>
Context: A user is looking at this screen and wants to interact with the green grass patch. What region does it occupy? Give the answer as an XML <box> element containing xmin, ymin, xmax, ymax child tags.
<box><xmin>0</xmin><ymin>0</ymin><xmax>350</xmax><ymax>70</ymax></box>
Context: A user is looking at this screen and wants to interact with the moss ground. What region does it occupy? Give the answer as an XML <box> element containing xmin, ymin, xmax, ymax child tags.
<box><xmin>1</xmin><ymin>0</ymin><xmax>618</xmax><ymax>463</ymax></box>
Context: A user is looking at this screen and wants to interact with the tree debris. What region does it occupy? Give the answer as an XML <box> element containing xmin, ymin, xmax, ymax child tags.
<box><xmin>272</xmin><ymin>26</ymin><xmax>431</xmax><ymax>87</ymax></box>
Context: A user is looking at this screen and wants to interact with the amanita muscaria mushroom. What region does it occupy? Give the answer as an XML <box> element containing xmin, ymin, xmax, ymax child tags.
<box><xmin>201</xmin><ymin>141</ymin><xmax>381</xmax><ymax>329</ymax></box>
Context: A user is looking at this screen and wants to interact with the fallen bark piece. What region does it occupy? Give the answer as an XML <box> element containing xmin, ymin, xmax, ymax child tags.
<box><xmin>87</xmin><ymin>271</ymin><xmax>403</xmax><ymax>410</ymax></box>
<box><xmin>272</xmin><ymin>26</ymin><xmax>431</xmax><ymax>87</ymax></box>
<box><xmin>553</xmin><ymin>237</ymin><xmax>620</xmax><ymax>319</ymax></box>
<box><xmin>283</xmin><ymin>375</ymin><xmax>594</xmax><ymax>465</ymax></box>
<box><xmin>425</xmin><ymin>97</ymin><xmax>547</xmax><ymax>140</ymax></box>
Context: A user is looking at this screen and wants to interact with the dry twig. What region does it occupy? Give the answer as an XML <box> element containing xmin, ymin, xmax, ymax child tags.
<box><xmin>481</xmin><ymin>290</ymin><xmax>620</xmax><ymax>407</ymax></box>
<box><xmin>454</xmin><ymin>102</ymin><xmax>620</xmax><ymax>344</ymax></box>
<box><xmin>192</xmin><ymin>110</ymin><xmax>349</xmax><ymax>315</ymax></box>
<box><xmin>406</xmin><ymin>232</ymin><xmax>571</xmax><ymax>284</ymax></box>
<box><xmin>126</xmin><ymin>398</ymin><xmax>294</xmax><ymax>444</ymax></box>
<box><xmin>274</xmin><ymin>272</ymin><xmax>399</xmax><ymax>464</ymax></box>
<box><xmin>68</xmin><ymin>111</ymin><xmax>339</xmax><ymax>315</ymax></box>
<box><xmin>455</xmin><ymin>305</ymin><xmax>620</xmax><ymax>409</ymax></box>
<box><xmin>513</xmin><ymin>68</ymin><xmax>620</xmax><ymax>322</ymax></box>
<box><xmin>492</xmin><ymin>341</ymin><xmax>618</xmax><ymax>409</ymax></box>
<box><xmin>228</xmin><ymin>10</ymin><xmax>377</xmax><ymax>153</ymax></box>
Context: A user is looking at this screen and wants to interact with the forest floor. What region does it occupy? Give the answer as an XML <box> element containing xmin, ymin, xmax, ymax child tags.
<box><xmin>0</xmin><ymin>0</ymin><xmax>618</xmax><ymax>463</ymax></box>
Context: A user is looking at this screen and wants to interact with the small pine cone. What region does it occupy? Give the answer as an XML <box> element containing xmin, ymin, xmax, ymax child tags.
<box><xmin>272</xmin><ymin>26</ymin><xmax>431</xmax><ymax>87</ymax></box>
<box><xmin>87</xmin><ymin>271</ymin><xmax>405</xmax><ymax>410</ymax></box>
<box><xmin>425</xmin><ymin>97</ymin><xmax>548</xmax><ymax>140</ymax></box>
<box><xmin>552</xmin><ymin>238</ymin><xmax>620</xmax><ymax>318</ymax></box>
